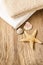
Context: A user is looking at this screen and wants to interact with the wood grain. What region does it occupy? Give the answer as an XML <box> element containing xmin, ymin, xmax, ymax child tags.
<box><xmin>0</xmin><ymin>9</ymin><xmax>43</xmax><ymax>65</ymax></box>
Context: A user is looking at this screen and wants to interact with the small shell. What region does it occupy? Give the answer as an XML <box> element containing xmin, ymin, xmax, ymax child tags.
<box><xmin>17</xmin><ymin>28</ymin><xmax>23</xmax><ymax>35</ymax></box>
<box><xmin>24</xmin><ymin>22</ymin><xmax>32</xmax><ymax>30</ymax></box>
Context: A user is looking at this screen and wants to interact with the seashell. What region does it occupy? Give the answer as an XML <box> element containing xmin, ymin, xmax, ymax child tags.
<box><xmin>17</xmin><ymin>28</ymin><xmax>23</xmax><ymax>35</ymax></box>
<box><xmin>24</xmin><ymin>22</ymin><xmax>32</xmax><ymax>30</ymax></box>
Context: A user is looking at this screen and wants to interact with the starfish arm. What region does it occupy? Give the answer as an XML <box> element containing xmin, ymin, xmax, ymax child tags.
<box><xmin>35</xmin><ymin>39</ymin><xmax>42</xmax><ymax>43</ymax></box>
<box><xmin>20</xmin><ymin>38</ymin><xmax>28</xmax><ymax>42</ymax></box>
<box><xmin>30</xmin><ymin>41</ymin><xmax>33</xmax><ymax>49</ymax></box>
<box><xmin>24</xmin><ymin>31</ymin><xmax>29</xmax><ymax>37</ymax></box>
<box><xmin>32</xmin><ymin>29</ymin><xmax>37</xmax><ymax>37</ymax></box>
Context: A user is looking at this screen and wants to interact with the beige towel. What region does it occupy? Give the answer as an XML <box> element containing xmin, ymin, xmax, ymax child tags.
<box><xmin>5</xmin><ymin>0</ymin><xmax>43</xmax><ymax>16</ymax></box>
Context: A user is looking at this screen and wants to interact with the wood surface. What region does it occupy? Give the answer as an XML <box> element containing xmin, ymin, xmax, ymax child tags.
<box><xmin>0</xmin><ymin>9</ymin><xmax>43</xmax><ymax>65</ymax></box>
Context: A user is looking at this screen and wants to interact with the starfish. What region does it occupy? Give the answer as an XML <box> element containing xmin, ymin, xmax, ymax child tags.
<box><xmin>20</xmin><ymin>30</ymin><xmax>42</xmax><ymax>49</ymax></box>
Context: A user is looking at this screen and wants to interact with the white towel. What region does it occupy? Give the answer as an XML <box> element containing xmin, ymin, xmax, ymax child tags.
<box><xmin>5</xmin><ymin>0</ymin><xmax>43</xmax><ymax>16</ymax></box>
<box><xmin>0</xmin><ymin>0</ymin><xmax>43</xmax><ymax>29</ymax></box>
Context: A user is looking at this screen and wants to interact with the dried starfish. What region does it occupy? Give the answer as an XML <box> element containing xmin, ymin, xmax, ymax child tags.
<box><xmin>20</xmin><ymin>30</ymin><xmax>42</xmax><ymax>49</ymax></box>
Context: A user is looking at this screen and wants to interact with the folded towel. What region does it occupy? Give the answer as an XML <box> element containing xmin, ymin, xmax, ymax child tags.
<box><xmin>5</xmin><ymin>0</ymin><xmax>43</xmax><ymax>16</ymax></box>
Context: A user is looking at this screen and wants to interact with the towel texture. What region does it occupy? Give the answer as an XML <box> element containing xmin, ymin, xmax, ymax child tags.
<box><xmin>5</xmin><ymin>0</ymin><xmax>43</xmax><ymax>16</ymax></box>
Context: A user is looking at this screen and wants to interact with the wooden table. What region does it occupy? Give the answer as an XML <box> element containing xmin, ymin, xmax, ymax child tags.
<box><xmin>0</xmin><ymin>9</ymin><xmax>43</xmax><ymax>65</ymax></box>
